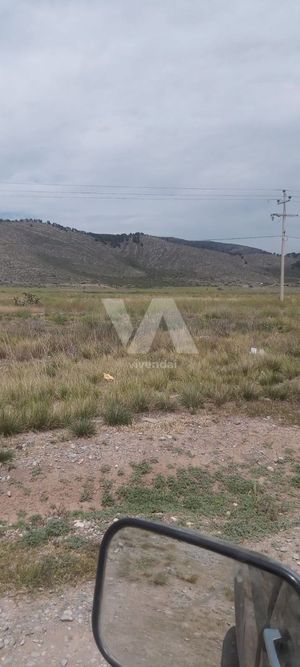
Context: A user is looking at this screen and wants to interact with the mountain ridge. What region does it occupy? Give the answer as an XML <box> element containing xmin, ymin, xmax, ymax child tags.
<box><xmin>0</xmin><ymin>218</ymin><xmax>299</xmax><ymax>287</ymax></box>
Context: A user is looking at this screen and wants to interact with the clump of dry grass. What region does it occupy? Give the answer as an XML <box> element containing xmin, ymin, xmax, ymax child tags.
<box><xmin>102</xmin><ymin>398</ymin><xmax>133</xmax><ymax>426</ymax></box>
<box><xmin>70</xmin><ymin>417</ymin><xmax>97</xmax><ymax>437</ymax></box>
<box><xmin>0</xmin><ymin>448</ymin><xmax>14</xmax><ymax>463</ymax></box>
<box><xmin>180</xmin><ymin>383</ymin><xmax>205</xmax><ymax>411</ymax></box>
<box><xmin>0</xmin><ymin>539</ymin><xmax>98</xmax><ymax>593</ymax></box>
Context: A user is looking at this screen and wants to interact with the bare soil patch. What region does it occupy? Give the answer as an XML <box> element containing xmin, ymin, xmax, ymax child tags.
<box><xmin>1</xmin><ymin>412</ymin><xmax>299</xmax><ymax>523</ymax></box>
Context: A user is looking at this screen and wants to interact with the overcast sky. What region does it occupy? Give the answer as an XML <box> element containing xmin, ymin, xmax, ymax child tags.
<box><xmin>1</xmin><ymin>0</ymin><xmax>300</xmax><ymax>252</ymax></box>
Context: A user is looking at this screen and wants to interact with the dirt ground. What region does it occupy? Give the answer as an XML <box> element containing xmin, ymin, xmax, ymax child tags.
<box><xmin>1</xmin><ymin>412</ymin><xmax>300</xmax><ymax>522</ymax></box>
<box><xmin>0</xmin><ymin>412</ymin><xmax>299</xmax><ymax>665</ymax></box>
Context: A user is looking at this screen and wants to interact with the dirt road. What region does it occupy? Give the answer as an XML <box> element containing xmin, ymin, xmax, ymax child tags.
<box><xmin>0</xmin><ymin>527</ymin><xmax>299</xmax><ymax>666</ymax></box>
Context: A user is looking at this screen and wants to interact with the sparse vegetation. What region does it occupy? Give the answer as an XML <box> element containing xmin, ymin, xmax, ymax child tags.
<box><xmin>21</xmin><ymin>517</ymin><xmax>71</xmax><ymax>547</ymax></box>
<box><xmin>0</xmin><ymin>539</ymin><xmax>98</xmax><ymax>593</ymax></box>
<box><xmin>80</xmin><ymin>477</ymin><xmax>95</xmax><ymax>502</ymax></box>
<box><xmin>113</xmin><ymin>465</ymin><xmax>283</xmax><ymax>540</ymax></box>
<box><xmin>291</xmin><ymin>464</ymin><xmax>300</xmax><ymax>488</ymax></box>
<box><xmin>0</xmin><ymin>448</ymin><xmax>14</xmax><ymax>463</ymax></box>
<box><xmin>71</xmin><ymin>417</ymin><xmax>97</xmax><ymax>438</ymax></box>
<box><xmin>13</xmin><ymin>292</ymin><xmax>41</xmax><ymax>306</ymax></box>
<box><xmin>180</xmin><ymin>383</ymin><xmax>204</xmax><ymax>411</ymax></box>
<box><xmin>102</xmin><ymin>399</ymin><xmax>133</xmax><ymax>426</ymax></box>
<box><xmin>100</xmin><ymin>464</ymin><xmax>111</xmax><ymax>474</ymax></box>
<box><xmin>101</xmin><ymin>479</ymin><xmax>115</xmax><ymax>507</ymax></box>
<box><xmin>0</xmin><ymin>287</ymin><xmax>299</xmax><ymax>435</ymax></box>
<box><xmin>130</xmin><ymin>460</ymin><xmax>153</xmax><ymax>480</ymax></box>
<box><xmin>0</xmin><ymin>455</ymin><xmax>298</xmax><ymax>593</ymax></box>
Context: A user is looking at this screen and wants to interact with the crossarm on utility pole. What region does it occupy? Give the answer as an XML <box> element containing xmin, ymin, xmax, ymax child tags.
<box><xmin>271</xmin><ymin>190</ymin><xmax>299</xmax><ymax>303</ymax></box>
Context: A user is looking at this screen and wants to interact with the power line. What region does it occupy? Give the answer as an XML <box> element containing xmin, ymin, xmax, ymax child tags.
<box><xmin>1</xmin><ymin>182</ymin><xmax>297</xmax><ymax>204</ymax></box>
<box><xmin>0</xmin><ymin>181</ymin><xmax>288</xmax><ymax>192</ymax></box>
<box><xmin>0</xmin><ymin>189</ymin><xmax>275</xmax><ymax>197</ymax></box>
<box><xmin>0</xmin><ymin>190</ymin><xmax>280</xmax><ymax>201</ymax></box>
<box><xmin>203</xmin><ymin>235</ymin><xmax>281</xmax><ymax>241</ymax></box>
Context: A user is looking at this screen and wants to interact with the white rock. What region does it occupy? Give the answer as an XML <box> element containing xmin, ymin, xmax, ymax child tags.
<box><xmin>60</xmin><ymin>610</ymin><xmax>74</xmax><ymax>622</ymax></box>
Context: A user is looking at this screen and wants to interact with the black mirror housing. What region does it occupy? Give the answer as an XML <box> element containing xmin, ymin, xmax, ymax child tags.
<box><xmin>92</xmin><ymin>518</ymin><xmax>300</xmax><ymax>667</ymax></box>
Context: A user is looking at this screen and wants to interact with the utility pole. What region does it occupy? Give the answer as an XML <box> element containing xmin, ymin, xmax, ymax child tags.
<box><xmin>271</xmin><ymin>190</ymin><xmax>298</xmax><ymax>302</ymax></box>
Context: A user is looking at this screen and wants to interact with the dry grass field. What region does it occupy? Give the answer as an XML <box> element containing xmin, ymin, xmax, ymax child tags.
<box><xmin>0</xmin><ymin>286</ymin><xmax>299</xmax><ymax>436</ymax></box>
<box><xmin>0</xmin><ymin>286</ymin><xmax>299</xmax><ymax>597</ymax></box>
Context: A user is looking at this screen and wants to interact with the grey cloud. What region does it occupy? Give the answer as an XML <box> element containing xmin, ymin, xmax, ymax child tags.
<box><xmin>0</xmin><ymin>0</ymin><xmax>300</xmax><ymax>252</ymax></box>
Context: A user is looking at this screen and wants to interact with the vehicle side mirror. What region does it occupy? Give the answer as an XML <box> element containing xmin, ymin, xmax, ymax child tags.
<box><xmin>92</xmin><ymin>518</ymin><xmax>300</xmax><ymax>667</ymax></box>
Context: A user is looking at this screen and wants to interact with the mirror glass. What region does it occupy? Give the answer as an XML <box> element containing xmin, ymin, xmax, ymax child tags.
<box><xmin>97</xmin><ymin>527</ymin><xmax>300</xmax><ymax>667</ymax></box>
